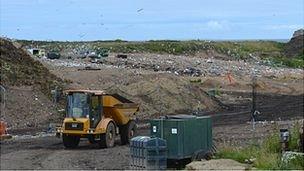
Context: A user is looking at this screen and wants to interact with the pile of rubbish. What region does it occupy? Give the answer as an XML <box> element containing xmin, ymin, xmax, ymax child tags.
<box><xmin>98</xmin><ymin>54</ymin><xmax>303</xmax><ymax>78</ymax></box>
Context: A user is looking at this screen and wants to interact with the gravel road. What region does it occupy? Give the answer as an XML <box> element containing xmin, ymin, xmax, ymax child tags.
<box><xmin>1</xmin><ymin>119</ymin><xmax>302</xmax><ymax>170</ymax></box>
<box><xmin>1</xmin><ymin>136</ymin><xmax>131</xmax><ymax>170</ymax></box>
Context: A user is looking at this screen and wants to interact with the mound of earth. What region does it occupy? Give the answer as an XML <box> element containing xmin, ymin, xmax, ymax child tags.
<box><xmin>106</xmin><ymin>75</ymin><xmax>221</xmax><ymax>119</ymax></box>
<box><xmin>0</xmin><ymin>38</ymin><xmax>65</xmax><ymax>130</ymax></box>
<box><xmin>0</xmin><ymin>38</ymin><xmax>64</xmax><ymax>95</ymax></box>
<box><xmin>2</xmin><ymin>86</ymin><xmax>63</xmax><ymax>131</ymax></box>
<box><xmin>284</xmin><ymin>29</ymin><xmax>304</xmax><ymax>57</ymax></box>
<box><xmin>57</xmin><ymin>67</ymin><xmax>221</xmax><ymax>119</ymax></box>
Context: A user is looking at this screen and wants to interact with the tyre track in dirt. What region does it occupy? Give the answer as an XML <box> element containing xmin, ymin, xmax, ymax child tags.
<box><xmin>0</xmin><ymin>137</ymin><xmax>130</xmax><ymax>170</ymax></box>
<box><xmin>202</xmin><ymin>93</ymin><xmax>303</xmax><ymax>126</ymax></box>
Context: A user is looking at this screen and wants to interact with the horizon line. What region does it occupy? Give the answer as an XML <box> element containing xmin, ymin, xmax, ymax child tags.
<box><xmin>1</xmin><ymin>36</ymin><xmax>290</xmax><ymax>43</ymax></box>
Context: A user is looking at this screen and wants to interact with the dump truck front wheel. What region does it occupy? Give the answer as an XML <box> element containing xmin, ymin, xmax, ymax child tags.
<box><xmin>120</xmin><ymin>120</ymin><xmax>137</xmax><ymax>145</ymax></box>
<box><xmin>62</xmin><ymin>134</ymin><xmax>80</xmax><ymax>148</ymax></box>
<box><xmin>99</xmin><ymin>122</ymin><xmax>116</xmax><ymax>148</ymax></box>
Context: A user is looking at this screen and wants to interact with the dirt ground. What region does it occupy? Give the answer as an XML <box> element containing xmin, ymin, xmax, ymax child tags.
<box><xmin>1</xmin><ymin>43</ymin><xmax>303</xmax><ymax>169</ymax></box>
<box><xmin>1</xmin><ymin>86</ymin><xmax>61</xmax><ymax>129</ymax></box>
<box><xmin>185</xmin><ymin>159</ymin><xmax>249</xmax><ymax>170</ymax></box>
<box><xmin>1</xmin><ymin>119</ymin><xmax>302</xmax><ymax>170</ymax></box>
<box><xmin>38</xmin><ymin>54</ymin><xmax>304</xmax><ymax>120</ymax></box>
<box><xmin>0</xmin><ymin>137</ymin><xmax>130</xmax><ymax>170</ymax></box>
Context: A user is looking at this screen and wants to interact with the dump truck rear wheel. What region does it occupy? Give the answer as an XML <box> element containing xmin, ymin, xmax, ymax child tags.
<box><xmin>120</xmin><ymin>120</ymin><xmax>137</xmax><ymax>145</ymax></box>
<box><xmin>62</xmin><ymin>134</ymin><xmax>80</xmax><ymax>148</ymax></box>
<box><xmin>99</xmin><ymin>122</ymin><xmax>115</xmax><ymax>148</ymax></box>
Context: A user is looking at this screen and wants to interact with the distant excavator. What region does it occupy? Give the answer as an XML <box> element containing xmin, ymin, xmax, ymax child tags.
<box><xmin>56</xmin><ymin>90</ymin><xmax>139</xmax><ymax>148</ymax></box>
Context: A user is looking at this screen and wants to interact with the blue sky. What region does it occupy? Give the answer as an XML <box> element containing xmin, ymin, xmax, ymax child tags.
<box><xmin>0</xmin><ymin>0</ymin><xmax>303</xmax><ymax>41</ymax></box>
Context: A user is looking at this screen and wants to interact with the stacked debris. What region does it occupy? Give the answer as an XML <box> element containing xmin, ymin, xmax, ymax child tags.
<box><xmin>98</xmin><ymin>53</ymin><xmax>303</xmax><ymax>79</ymax></box>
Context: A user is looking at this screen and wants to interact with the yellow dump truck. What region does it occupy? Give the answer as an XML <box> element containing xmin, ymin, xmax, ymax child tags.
<box><xmin>56</xmin><ymin>90</ymin><xmax>139</xmax><ymax>148</ymax></box>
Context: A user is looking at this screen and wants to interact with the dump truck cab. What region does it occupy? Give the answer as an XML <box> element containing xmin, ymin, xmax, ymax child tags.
<box><xmin>57</xmin><ymin>90</ymin><xmax>139</xmax><ymax>148</ymax></box>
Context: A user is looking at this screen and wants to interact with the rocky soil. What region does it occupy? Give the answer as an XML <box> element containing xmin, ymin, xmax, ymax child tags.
<box><xmin>186</xmin><ymin>159</ymin><xmax>250</xmax><ymax>170</ymax></box>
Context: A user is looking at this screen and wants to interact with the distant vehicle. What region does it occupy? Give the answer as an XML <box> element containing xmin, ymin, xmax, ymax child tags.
<box><xmin>56</xmin><ymin>90</ymin><xmax>139</xmax><ymax>148</ymax></box>
<box><xmin>47</xmin><ymin>52</ymin><xmax>60</xmax><ymax>59</ymax></box>
<box><xmin>28</xmin><ymin>48</ymin><xmax>46</xmax><ymax>57</ymax></box>
<box><xmin>30</xmin><ymin>48</ymin><xmax>39</xmax><ymax>55</ymax></box>
<box><xmin>117</xmin><ymin>54</ymin><xmax>128</xmax><ymax>59</ymax></box>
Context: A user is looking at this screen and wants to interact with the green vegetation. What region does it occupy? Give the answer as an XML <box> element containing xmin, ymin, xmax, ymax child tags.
<box><xmin>18</xmin><ymin>39</ymin><xmax>284</xmax><ymax>58</ymax></box>
<box><xmin>189</xmin><ymin>78</ymin><xmax>202</xmax><ymax>83</ymax></box>
<box><xmin>215</xmin><ymin>123</ymin><xmax>304</xmax><ymax>170</ymax></box>
<box><xmin>213</xmin><ymin>41</ymin><xmax>284</xmax><ymax>60</ymax></box>
<box><xmin>17</xmin><ymin>39</ymin><xmax>304</xmax><ymax>68</ymax></box>
<box><xmin>263</xmin><ymin>55</ymin><xmax>304</xmax><ymax>68</ymax></box>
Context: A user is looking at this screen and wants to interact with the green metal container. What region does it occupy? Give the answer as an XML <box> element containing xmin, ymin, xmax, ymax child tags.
<box><xmin>150</xmin><ymin>115</ymin><xmax>212</xmax><ymax>160</ymax></box>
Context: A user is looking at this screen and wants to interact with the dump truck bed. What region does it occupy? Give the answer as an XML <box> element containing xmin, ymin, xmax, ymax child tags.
<box><xmin>103</xmin><ymin>94</ymin><xmax>139</xmax><ymax>125</ymax></box>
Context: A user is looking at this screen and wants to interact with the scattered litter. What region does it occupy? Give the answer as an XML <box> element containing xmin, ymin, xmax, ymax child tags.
<box><xmin>206</xmin><ymin>58</ymin><xmax>213</xmax><ymax>63</ymax></box>
<box><xmin>281</xmin><ymin>151</ymin><xmax>304</xmax><ymax>163</ymax></box>
<box><xmin>12</xmin><ymin>132</ymin><xmax>56</xmax><ymax>140</ymax></box>
<box><xmin>78</xmin><ymin>66</ymin><xmax>101</xmax><ymax>71</ymax></box>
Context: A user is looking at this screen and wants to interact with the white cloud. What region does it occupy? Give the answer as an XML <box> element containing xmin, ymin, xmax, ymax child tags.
<box><xmin>206</xmin><ymin>20</ymin><xmax>230</xmax><ymax>30</ymax></box>
<box><xmin>264</xmin><ymin>24</ymin><xmax>303</xmax><ymax>30</ymax></box>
